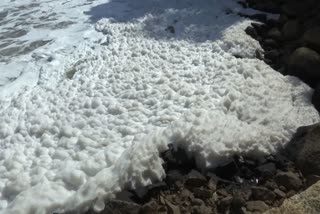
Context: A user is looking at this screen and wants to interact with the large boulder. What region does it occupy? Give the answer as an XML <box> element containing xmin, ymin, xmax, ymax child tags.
<box><xmin>284</xmin><ymin>124</ymin><xmax>320</xmax><ymax>176</ymax></box>
<box><xmin>287</xmin><ymin>47</ymin><xmax>320</xmax><ymax>84</ymax></box>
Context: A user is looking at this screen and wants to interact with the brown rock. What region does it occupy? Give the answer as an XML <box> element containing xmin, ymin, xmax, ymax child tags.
<box><xmin>251</xmin><ymin>186</ymin><xmax>276</xmax><ymax>201</ymax></box>
<box><xmin>246</xmin><ymin>200</ymin><xmax>269</xmax><ymax>212</ymax></box>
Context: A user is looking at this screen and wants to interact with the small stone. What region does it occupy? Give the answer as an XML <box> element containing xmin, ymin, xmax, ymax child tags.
<box><xmin>251</xmin><ymin>186</ymin><xmax>276</xmax><ymax>201</ymax></box>
<box><xmin>140</xmin><ymin>200</ymin><xmax>158</xmax><ymax>214</ymax></box>
<box><xmin>274</xmin><ymin>189</ymin><xmax>286</xmax><ymax>198</ymax></box>
<box><xmin>193</xmin><ymin>188</ymin><xmax>213</xmax><ymax>200</ymax></box>
<box><xmin>274</xmin><ymin>172</ymin><xmax>303</xmax><ymax>191</ymax></box>
<box><xmin>246</xmin><ymin>201</ymin><xmax>269</xmax><ymax>213</ymax></box>
<box><xmin>216</xmin><ymin>189</ymin><xmax>229</xmax><ymax>197</ymax></box>
<box><xmin>245</xmin><ymin>26</ymin><xmax>258</xmax><ymax>39</ymax></box>
<box><xmin>185</xmin><ymin>170</ymin><xmax>207</xmax><ymax>188</ymax></box>
<box><xmin>166</xmin><ymin>200</ymin><xmax>181</xmax><ymax>214</ymax></box>
<box><xmin>191</xmin><ymin>198</ymin><xmax>204</xmax><ymax>206</ymax></box>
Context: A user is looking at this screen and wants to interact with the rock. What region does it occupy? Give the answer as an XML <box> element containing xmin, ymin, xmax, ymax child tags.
<box><xmin>251</xmin><ymin>23</ymin><xmax>267</xmax><ymax>35</ymax></box>
<box><xmin>251</xmin><ymin>186</ymin><xmax>276</xmax><ymax>201</ymax></box>
<box><xmin>104</xmin><ymin>199</ymin><xmax>141</xmax><ymax>214</ymax></box>
<box><xmin>306</xmin><ymin>175</ymin><xmax>320</xmax><ymax>187</ymax></box>
<box><xmin>148</xmin><ymin>181</ymin><xmax>168</xmax><ymax>193</ymax></box>
<box><xmin>303</xmin><ymin>27</ymin><xmax>320</xmax><ymax>52</ymax></box>
<box><xmin>312</xmin><ymin>85</ymin><xmax>320</xmax><ymax>112</ymax></box>
<box><xmin>288</xmin><ymin>47</ymin><xmax>320</xmax><ymax>83</ymax></box>
<box><xmin>263</xmin><ymin>39</ymin><xmax>279</xmax><ymax>49</ymax></box>
<box><xmin>265</xmin><ymin>180</ymin><xmax>278</xmax><ymax>190</ymax></box>
<box><xmin>282</xmin><ymin>1</ymin><xmax>315</xmax><ymax>17</ymax></box>
<box><xmin>257</xmin><ymin>163</ymin><xmax>277</xmax><ymax>176</ymax></box>
<box><xmin>180</xmin><ymin>189</ymin><xmax>192</xmax><ymax>201</ymax></box>
<box><xmin>285</xmin><ymin>124</ymin><xmax>320</xmax><ymax>176</ymax></box>
<box><xmin>274</xmin><ymin>172</ymin><xmax>303</xmax><ymax>191</ymax></box>
<box><xmin>220</xmin><ymin>196</ymin><xmax>233</xmax><ymax>207</ymax></box>
<box><xmin>193</xmin><ymin>188</ymin><xmax>213</xmax><ymax>200</ymax></box>
<box><xmin>166</xmin><ymin>170</ymin><xmax>184</xmax><ymax>185</ymax></box>
<box><xmin>265</xmin><ymin>180</ymin><xmax>320</xmax><ymax>214</ymax></box>
<box><xmin>192</xmin><ymin>205</ymin><xmax>212</xmax><ymax>214</ymax></box>
<box><xmin>246</xmin><ymin>200</ymin><xmax>269</xmax><ymax>212</ymax></box>
<box><xmin>231</xmin><ymin>195</ymin><xmax>246</xmax><ymax>212</ymax></box>
<box><xmin>140</xmin><ymin>200</ymin><xmax>158</xmax><ymax>214</ymax></box>
<box><xmin>165</xmin><ymin>200</ymin><xmax>180</xmax><ymax>214</ymax></box>
<box><xmin>282</xmin><ymin>20</ymin><xmax>302</xmax><ymax>40</ymax></box>
<box><xmin>264</xmin><ymin>50</ymin><xmax>280</xmax><ymax>61</ymax></box>
<box><xmin>267</xmin><ymin>28</ymin><xmax>282</xmax><ymax>40</ymax></box>
<box><xmin>274</xmin><ymin>189</ymin><xmax>286</xmax><ymax>198</ymax></box>
<box><xmin>245</xmin><ymin>26</ymin><xmax>258</xmax><ymax>39</ymax></box>
<box><xmin>191</xmin><ymin>198</ymin><xmax>204</xmax><ymax>206</ymax></box>
<box><xmin>216</xmin><ymin>189</ymin><xmax>229</xmax><ymax>197</ymax></box>
<box><xmin>207</xmin><ymin>177</ymin><xmax>217</xmax><ymax>191</ymax></box>
<box><xmin>185</xmin><ymin>170</ymin><xmax>207</xmax><ymax>188</ymax></box>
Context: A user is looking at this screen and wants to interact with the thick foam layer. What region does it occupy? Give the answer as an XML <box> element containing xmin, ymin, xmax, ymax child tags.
<box><xmin>0</xmin><ymin>0</ymin><xmax>318</xmax><ymax>213</ymax></box>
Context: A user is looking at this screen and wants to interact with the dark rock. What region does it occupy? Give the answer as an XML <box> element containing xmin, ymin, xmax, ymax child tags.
<box><xmin>287</xmin><ymin>47</ymin><xmax>320</xmax><ymax>83</ymax></box>
<box><xmin>179</xmin><ymin>189</ymin><xmax>192</xmax><ymax>201</ymax></box>
<box><xmin>274</xmin><ymin>189</ymin><xmax>286</xmax><ymax>198</ymax></box>
<box><xmin>231</xmin><ymin>195</ymin><xmax>245</xmax><ymax>211</ymax></box>
<box><xmin>303</xmin><ymin>26</ymin><xmax>320</xmax><ymax>52</ymax></box>
<box><xmin>251</xmin><ymin>186</ymin><xmax>276</xmax><ymax>201</ymax></box>
<box><xmin>264</xmin><ymin>50</ymin><xmax>280</xmax><ymax>61</ymax></box>
<box><xmin>193</xmin><ymin>188</ymin><xmax>213</xmax><ymax>200</ymax></box>
<box><xmin>216</xmin><ymin>189</ymin><xmax>229</xmax><ymax>197</ymax></box>
<box><xmin>165</xmin><ymin>200</ymin><xmax>180</xmax><ymax>214</ymax></box>
<box><xmin>285</xmin><ymin>124</ymin><xmax>320</xmax><ymax>176</ymax></box>
<box><xmin>265</xmin><ymin>180</ymin><xmax>278</xmax><ymax>190</ymax></box>
<box><xmin>207</xmin><ymin>177</ymin><xmax>217</xmax><ymax>192</ymax></box>
<box><xmin>263</xmin><ymin>39</ymin><xmax>279</xmax><ymax>49</ymax></box>
<box><xmin>248</xmin><ymin>1</ymin><xmax>281</xmax><ymax>13</ymax></box>
<box><xmin>115</xmin><ymin>190</ymin><xmax>136</xmax><ymax>203</ymax></box>
<box><xmin>251</xmin><ymin>22</ymin><xmax>267</xmax><ymax>35</ymax></box>
<box><xmin>267</xmin><ymin>28</ymin><xmax>282</xmax><ymax>40</ymax></box>
<box><xmin>282</xmin><ymin>0</ymin><xmax>316</xmax><ymax>17</ymax></box>
<box><xmin>191</xmin><ymin>198</ymin><xmax>204</xmax><ymax>206</ymax></box>
<box><xmin>162</xmin><ymin>146</ymin><xmax>193</xmax><ymax>167</ymax></box>
<box><xmin>312</xmin><ymin>85</ymin><xmax>320</xmax><ymax>112</ymax></box>
<box><xmin>140</xmin><ymin>200</ymin><xmax>158</xmax><ymax>214</ymax></box>
<box><xmin>185</xmin><ymin>170</ymin><xmax>207</xmax><ymax>188</ymax></box>
<box><xmin>165</xmin><ymin>26</ymin><xmax>175</xmax><ymax>34</ymax></box>
<box><xmin>250</xmin><ymin>14</ymin><xmax>268</xmax><ymax>23</ymax></box>
<box><xmin>274</xmin><ymin>172</ymin><xmax>302</xmax><ymax>191</ymax></box>
<box><xmin>166</xmin><ymin>170</ymin><xmax>184</xmax><ymax>185</ymax></box>
<box><xmin>256</xmin><ymin>163</ymin><xmax>277</xmax><ymax>177</ymax></box>
<box><xmin>104</xmin><ymin>199</ymin><xmax>141</xmax><ymax>214</ymax></box>
<box><xmin>282</xmin><ymin>20</ymin><xmax>302</xmax><ymax>40</ymax></box>
<box><xmin>245</xmin><ymin>26</ymin><xmax>258</xmax><ymax>39</ymax></box>
<box><xmin>192</xmin><ymin>205</ymin><xmax>212</xmax><ymax>214</ymax></box>
<box><xmin>246</xmin><ymin>201</ymin><xmax>269</xmax><ymax>213</ymax></box>
<box><xmin>306</xmin><ymin>174</ymin><xmax>320</xmax><ymax>187</ymax></box>
<box><xmin>148</xmin><ymin>181</ymin><xmax>168</xmax><ymax>193</ymax></box>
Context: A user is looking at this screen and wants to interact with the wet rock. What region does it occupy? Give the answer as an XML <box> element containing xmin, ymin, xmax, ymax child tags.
<box><xmin>245</xmin><ymin>26</ymin><xmax>258</xmax><ymax>39</ymax></box>
<box><xmin>251</xmin><ymin>186</ymin><xmax>276</xmax><ymax>201</ymax></box>
<box><xmin>193</xmin><ymin>188</ymin><xmax>213</xmax><ymax>200</ymax></box>
<box><xmin>263</xmin><ymin>39</ymin><xmax>279</xmax><ymax>49</ymax></box>
<box><xmin>165</xmin><ymin>200</ymin><xmax>180</xmax><ymax>214</ymax></box>
<box><xmin>264</xmin><ymin>50</ymin><xmax>280</xmax><ymax>61</ymax></box>
<box><xmin>312</xmin><ymin>84</ymin><xmax>320</xmax><ymax>112</ymax></box>
<box><xmin>285</xmin><ymin>124</ymin><xmax>320</xmax><ymax>176</ymax></box>
<box><xmin>282</xmin><ymin>20</ymin><xmax>302</xmax><ymax>40</ymax></box>
<box><xmin>257</xmin><ymin>162</ymin><xmax>277</xmax><ymax>177</ymax></box>
<box><xmin>166</xmin><ymin>170</ymin><xmax>184</xmax><ymax>185</ymax></box>
<box><xmin>140</xmin><ymin>200</ymin><xmax>158</xmax><ymax>214</ymax></box>
<box><xmin>274</xmin><ymin>189</ymin><xmax>286</xmax><ymax>198</ymax></box>
<box><xmin>274</xmin><ymin>172</ymin><xmax>302</xmax><ymax>191</ymax></box>
<box><xmin>288</xmin><ymin>47</ymin><xmax>320</xmax><ymax>83</ymax></box>
<box><xmin>246</xmin><ymin>200</ymin><xmax>269</xmax><ymax>213</ymax></box>
<box><xmin>267</xmin><ymin>28</ymin><xmax>282</xmax><ymax>40</ymax></box>
<box><xmin>303</xmin><ymin>26</ymin><xmax>320</xmax><ymax>52</ymax></box>
<box><xmin>104</xmin><ymin>199</ymin><xmax>141</xmax><ymax>214</ymax></box>
<box><xmin>185</xmin><ymin>170</ymin><xmax>207</xmax><ymax>188</ymax></box>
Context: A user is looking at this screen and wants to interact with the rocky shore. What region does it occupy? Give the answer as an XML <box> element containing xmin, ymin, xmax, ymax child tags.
<box><xmin>81</xmin><ymin>0</ymin><xmax>320</xmax><ymax>213</ymax></box>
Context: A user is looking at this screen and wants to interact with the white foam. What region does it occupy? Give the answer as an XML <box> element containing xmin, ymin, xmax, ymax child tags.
<box><xmin>0</xmin><ymin>0</ymin><xmax>318</xmax><ymax>213</ymax></box>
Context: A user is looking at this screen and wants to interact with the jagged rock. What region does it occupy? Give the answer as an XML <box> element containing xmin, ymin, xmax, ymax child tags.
<box><xmin>246</xmin><ymin>200</ymin><xmax>269</xmax><ymax>212</ymax></box>
<box><xmin>245</xmin><ymin>26</ymin><xmax>258</xmax><ymax>39</ymax></box>
<box><xmin>274</xmin><ymin>172</ymin><xmax>302</xmax><ymax>191</ymax></box>
<box><xmin>287</xmin><ymin>47</ymin><xmax>320</xmax><ymax>83</ymax></box>
<box><xmin>251</xmin><ymin>186</ymin><xmax>276</xmax><ymax>201</ymax></box>
<box><xmin>282</xmin><ymin>20</ymin><xmax>302</xmax><ymax>40</ymax></box>
<box><xmin>285</xmin><ymin>124</ymin><xmax>320</xmax><ymax>176</ymax></box>
<box><xmin>256</xmin><ymin>163</ymin><xmax>277</xmax><ymax>176</ymax></box>
<box><xmin>185</xmin><ymin>170</ymin><xmax>207</xmax><ymax>188</ymax></box>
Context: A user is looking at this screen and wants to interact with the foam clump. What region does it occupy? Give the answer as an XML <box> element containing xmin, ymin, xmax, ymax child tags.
<box><xmin>0</xmin><ymin>0</ymin><xmax>318</xmax><ymax>213</ymax></box>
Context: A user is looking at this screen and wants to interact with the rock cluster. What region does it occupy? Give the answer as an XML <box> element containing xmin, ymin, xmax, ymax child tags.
<box><xmin>86</xmin><ymin>146</ymin><xmax>307</xmax><ymax>214</ymax></box>
<box><xmin>242</xmin><ymin>0</ymin><xmax>320</xmax><ymax>111</ymax></box>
